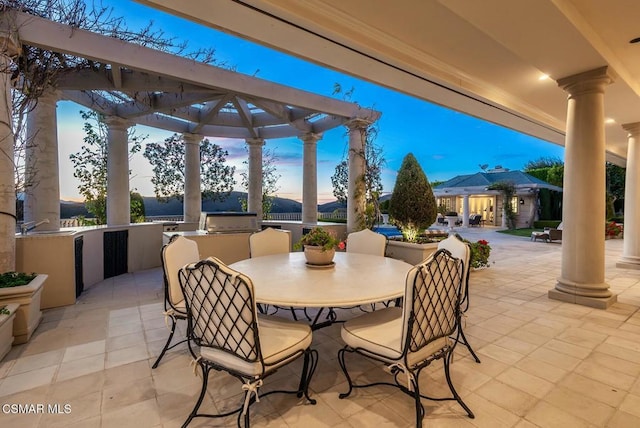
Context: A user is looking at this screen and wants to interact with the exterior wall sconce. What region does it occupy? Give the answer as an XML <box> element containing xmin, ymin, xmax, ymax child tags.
<box><xmin>519</xmin><ymin>198</ymin><xmax>525</xmax><ymax>205</ymax></box>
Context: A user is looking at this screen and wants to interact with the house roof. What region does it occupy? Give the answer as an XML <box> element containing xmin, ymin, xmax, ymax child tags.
<box><xmin>433</xmin><ymin>170</ymin><xmax>563</xmax><ymax>196</ymax></box>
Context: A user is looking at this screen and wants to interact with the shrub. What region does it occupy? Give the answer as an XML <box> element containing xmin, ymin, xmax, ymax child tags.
<box><xmin>0</xmin><ymin>272</ymin><xmax>37</xmax><ymax>288</ymax></box>
<box><xmin>388</xmin><ymin>153</ymin><xmax>436</xmax><ymax>241</ymax></box>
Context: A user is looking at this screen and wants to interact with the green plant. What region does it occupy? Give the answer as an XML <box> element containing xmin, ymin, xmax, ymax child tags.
<box><xmin>605</xmin><ymin>221</ymin><xmax>623</xmax><ymax>238</ymax></box>
<box><xmin>295</xmin><ymin>227</ymin><xmax>344</xmax><ymax>251</ymax></box>
<box><xmin>0</xmin><ymin>306</ymin><xmax>10</xmax><ymax>315</ymax></box>
<box><xmin>0</xmin><ymin>272</ymin><xmax>37</xmax><ymax>288</ymax></box>
<box><xmin>468</xmin><ymin>239</ymin><xmax>491</xmax><ymax>269</ymax></box>
<box><xmin>388</xmin><ymin>153</ymin><xmax>437</xmax><ymax>242</ymax></box>
<box><xmin>488</xmin><ymin>181</ymin><xmax>517</xmax><ymax>229</ymax></box>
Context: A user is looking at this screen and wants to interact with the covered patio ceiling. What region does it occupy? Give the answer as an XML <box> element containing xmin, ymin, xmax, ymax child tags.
<box><xmin>8</xmin><ymin>9</ymin><xmax>379</xmax><ymax>140</ymax></box>
<box><xmin>136</xmin><ymin>0</ymin><xmax>640</xmax><ymax>165</ymax></box>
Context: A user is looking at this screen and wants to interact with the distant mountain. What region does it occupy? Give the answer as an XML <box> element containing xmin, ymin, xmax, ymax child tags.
<box><xmin>59</xmin><ymin>194</ymin><xmax>363</xmax><ymax>218</ymax></box>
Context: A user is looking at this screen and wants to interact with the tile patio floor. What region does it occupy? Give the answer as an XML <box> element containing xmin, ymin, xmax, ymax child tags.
<box><xmin>1</xmin><ymin>228</ymin><xmax>640</xmax><ymax>427</ymax></box>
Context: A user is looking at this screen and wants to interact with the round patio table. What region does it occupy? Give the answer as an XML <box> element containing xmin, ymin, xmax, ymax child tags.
<box><xmin>229</xmin><ymin>252</ymin><xmax>412</xmax><ymax>328</ymax></box>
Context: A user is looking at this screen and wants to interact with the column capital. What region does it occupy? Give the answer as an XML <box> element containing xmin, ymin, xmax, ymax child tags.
<box><xmin>346</xmin><ymin>118</ymin><xmax>372</xmax><ymax>131</ymax></box>
<box><xmin>102</xmin><ymin>116</ymin><xmax>133</xmax><ymax>130</ymax></box>
<box><xmin>245</xmin><ymin>138</ymin><xmax>265</xmax><ymax>147</ymax></box>
<box><xmin>622</xmin><ymin>122</ymin><xmax>640</xmax><ymax>136</ymax></box>
<box><xmin>557</xmin><ymin>66</ymin><xmax>615</xmax><ymax>97</ymax></box>
<box><xmin>182</xmin><ymin>133</ymin><xmax>202</xmax><ymax>144</ymax></box>
<box><xmin>300</xmin><ymin>133</ymin><xmax>322</xmax><ymax>144</ymax></box>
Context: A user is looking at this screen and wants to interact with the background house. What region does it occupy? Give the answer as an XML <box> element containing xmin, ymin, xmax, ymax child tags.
<box><xmin>433</xmin><ymin>166</ymin><xmax>563</xmax><ymax>228</ymax></box>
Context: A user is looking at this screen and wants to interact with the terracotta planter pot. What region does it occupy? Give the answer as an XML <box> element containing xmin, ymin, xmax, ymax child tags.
<box><xmin>0</xmin><ymin>274</ymin><xmax>47</xmax><ymax>344</ymax></box>
<box><xmin>0</xmin><ymin>303</ymin><xmax>19</xmax><ymax>361</ymax></box>
<box><xmin>303</xmin><ymin>246</ymin><xmax>335</xmax><ymax>265</ymax></box>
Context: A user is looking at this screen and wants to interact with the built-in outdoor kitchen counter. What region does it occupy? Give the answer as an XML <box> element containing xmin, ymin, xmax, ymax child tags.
<box><xmin>15</xmin><ymin>222</ymin><xmax>163</xmax><ymax>309</ymax></box>
<box><xmin>163</xmin><ymin>212</ymin><xmax>259</xmax><ymax>264</ymax></box>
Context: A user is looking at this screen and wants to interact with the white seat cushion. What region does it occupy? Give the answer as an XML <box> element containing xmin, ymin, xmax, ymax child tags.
<box><xmin>165</xmin><ymin>300</ymin><xmax>187</xmax><ymax>318</ymax></box>
<box><xmin>342</xmin><ymin>307</ymin><xmax>449</xmax><ymax>367</ymax></box>
<box><xmin>200</xmin><ymin>314</ymin><xmax>312</xmax><ymax>376</ymax></box>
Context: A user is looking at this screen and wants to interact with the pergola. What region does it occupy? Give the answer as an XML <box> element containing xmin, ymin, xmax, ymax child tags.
<box><xmin>0</xmin><ymin>9</ymin><xmax>380</xmax><ymax>271</ymax></box>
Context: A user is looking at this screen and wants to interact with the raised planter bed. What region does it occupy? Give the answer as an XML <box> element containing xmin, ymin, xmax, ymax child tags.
<box><xmin>0</xmin><ymin>303</ymin><xmax>19</xmax><ymax>361</ymax></box>
<box><xmin>0</xmin><ymin>274</ymin><xmax>47</xmax><ymax>344</ymax></box>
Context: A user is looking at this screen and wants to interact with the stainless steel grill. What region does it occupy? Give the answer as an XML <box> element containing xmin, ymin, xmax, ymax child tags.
<box><xmin>199</xmin><ymin>212</ymin><xmax>259</xmax><ymax>234</ymax></box>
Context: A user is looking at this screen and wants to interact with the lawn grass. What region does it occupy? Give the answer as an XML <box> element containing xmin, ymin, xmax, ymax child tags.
<box><xmin>496</xmin><ymin>228</ymin><xmax>541</xmax><ymax>238</ymax></box>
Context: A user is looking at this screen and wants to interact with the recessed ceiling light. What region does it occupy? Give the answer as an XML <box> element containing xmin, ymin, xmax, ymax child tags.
<box><xmin>538</xmin><ymin>74</ymin><xmax>550</xmax><ymax>81</ymax></box>
<box><xmin>630</xmin><ymin>37</ymin><xmax>640</xmax><ymax>44</ymax></box>
<box><xmin>605</xmin><ymin>118</ymin><xmax>616</xmax><ymax>124</ymax></box>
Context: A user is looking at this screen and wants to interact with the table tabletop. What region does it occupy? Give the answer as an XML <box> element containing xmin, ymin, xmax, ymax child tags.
<box><xmin>229</xmin><ymin>252</ymin><xmax>412</xmax><ymax>308</ymax></box>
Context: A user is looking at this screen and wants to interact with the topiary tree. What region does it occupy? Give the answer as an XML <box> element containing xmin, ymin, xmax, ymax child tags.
<box><xmin>388</xmin><ymin>153</ymin><xmax>436</xmax><ymax>241</ymax></box>
<box><xmin>488</xmin><ymin>181</ymin><xmax>517</xmax><ymax>229</ymax></box>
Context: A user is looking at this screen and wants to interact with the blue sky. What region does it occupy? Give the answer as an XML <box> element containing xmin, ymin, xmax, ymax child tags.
<box><xmin>56</xmin><ymin>0</ymin><xmax>565</xmax><ymax>203</ymax></box>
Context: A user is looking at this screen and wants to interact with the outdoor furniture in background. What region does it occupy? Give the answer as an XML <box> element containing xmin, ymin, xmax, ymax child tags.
<box><xmin>530</xmin><ymin>231</ymin><xmax>549</xmax><ymax>242</ymax></box>
<box><xmin>336</xmin><ymin>249</ymin><xmax>474</xmax><ymax>427</ymax></box>
<box><xmin>438</xmin><ymin>235</ymin><xmax>480</xmax><ymax>363</ymax></box>
<box><xmin>468</xmin><ymin>214</ymin><xmax>482</xmax><ymax>227</ymax></box>
<box><xmin>152</xmin><ymin>235</ymin><xmax>199</xmax><ymax>369</ymax></box>
<box><xmin>178</xmin><ymin>257</ymin><xmax>317</xmax><ymax>427</ymax></box>
<box><xmin>346</xmin><ymin>229</ymin><xmax>387</xmax><ymax>256</ymax></box>
<box><xmin>545</xmin><ymin>222</ymin><xmax>563</xmax><ymax>242</ymax></box>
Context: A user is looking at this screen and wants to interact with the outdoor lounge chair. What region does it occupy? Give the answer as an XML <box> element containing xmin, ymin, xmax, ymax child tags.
<box><xmin>337</xmin><ymin>249</ymin><xmax>474</xmax><ymax>427</ymax></box>
<box><xmin>544</xmin><ymin>222</ymin><xmax>563</xmax><ymax>242</ymax></box>
<box><xmin>178</xmin><ymin>257</ymin><xmax>318</xmax><ymax>427</ymax></box>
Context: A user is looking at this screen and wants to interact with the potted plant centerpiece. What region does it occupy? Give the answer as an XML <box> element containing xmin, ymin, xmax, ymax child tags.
<box><xmin>0</xmin><ymin>271</ymin><xmax>47</xmax><ymax>344</ymax></box>
<box><xmin>295</xmin><ymin>227</ymin><xmax>344</xmax><ymax>266</ymax></box>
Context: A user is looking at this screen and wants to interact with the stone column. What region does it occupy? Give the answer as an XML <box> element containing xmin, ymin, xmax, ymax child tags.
<box><xmin>246</xmin><ymin>138</ymin><xmax>265</xmax><ymax>220</ymax></box>
<box><xmin>618</xmin><ymin>123</ymin><xmax>640</xmax><ymax>269</ymax></box>
<box><xmin>24</xmin><ymin>90</ymin><xmax>60</xmax><ymax>231</ymax></box>
<box><xmin>301</xmin><ymin>133</ymin><xmax>322</xmax><ymax>224</ymax></box>
<box><xmin>550</xmin><ymin>66</ymin><xmax>617</xmax><ymax>308</ymax></box>
<box><xmin>347</xmin><ymin>119</ymin><xmax>371</xmax><ymax>233</ymax></box>
<box><xmin>0</xmin><ymin>32</ymin><xmax>20</xmax><ymax>272</ymax></box>
<box><xmin>183</xmin><ymin>133</ymin><xmax>202</xmax><ymax>224</ymax></box>
<box><xmin>462</xmin><ymin>195</ymin><xmax>470</xmax><ymax>227</ymax></box>
<box><xmin>104</xmin><ymin>116</ymin><xmax>132</xmax><ymax>226</ymax></box>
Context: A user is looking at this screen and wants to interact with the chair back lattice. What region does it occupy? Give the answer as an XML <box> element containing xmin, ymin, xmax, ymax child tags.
<box><xmin>402</xmin><ymin>249</ymin><xmax>462</xmax><ymax>355</ymax></box>
<box><xmin>179</xmin><ymin>258</ymin><xmax>261</xmax><ymax>363</ymax></box>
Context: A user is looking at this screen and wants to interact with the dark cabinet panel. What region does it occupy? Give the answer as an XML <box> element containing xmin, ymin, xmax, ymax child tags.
<box><xmin>104</xmin><ymin>230</ymin><xmax>128</xmax><ymax>278</ymax></box>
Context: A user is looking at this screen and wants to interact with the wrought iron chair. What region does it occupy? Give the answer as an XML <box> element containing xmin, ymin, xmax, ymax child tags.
<box><xmin>337</xmin><ymin>249</ymin><xmax>474</xmax><ymax>427</ymax></box>
<box><xmin>249</xmin><ymin>227</ymin><xmax>300</xmax><ymax>318</ymax></box>
<box><xmin>249</xmin><ymin>227</ymin><xmax>291</xmax><ymax>257</ymax></box>
<box><xmin>346</xmin><ymin>228</ymin><xmax>387</xmax><ymax>256</ymax></box>
<box><xmin>438</xmin><ymin>235</ymin><xmax>480</xmax><ymax>363</ymax></box>
<box><xmin>179</xmin><ymin>257</ymin><xmax>318</xmax><ymax>428</ymax></box>
<box><xmin>152</xmin><ymin>235</ymin><xmax>200</xmax><ymax>369</ymax></box>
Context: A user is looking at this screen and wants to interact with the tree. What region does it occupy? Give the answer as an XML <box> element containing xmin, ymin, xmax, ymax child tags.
<box><xmin>239</xmin><ymin>147</ymin><xmax>281</xmax><ymax>219</ymax></box>
<box><xmin>143</xmin><ymin>134</ymin><xmax>235</xmax><ymax>203</ymax></box>
<box><xmin>606</xmin><ymin>162</ymin><xmax>625</xmax><ymax>217</ymax></box>
<box><xmin>330</xmin><ymin>160</ymin><xmax>348</xmax><ymax>204</ymax></box>
<box><xmin>130</xmin><ymin>191</ymin><xmax>145</xmax><ymax>223</ymax></box>
<box><xmin>488</xmin><ymin>181</ymin><xmax>517</xmax><ymax>229</ymax></box>
<box><xmin>524</xmin><ymin>156</ymin><xmax>563</xmax><ymax>170</ymax></box>
<box><xmin>388</xmin><ymin>153</ymin><xmax>436</xmax><ymax>241</ymax></box>
<box><xmin>69</xmin><ymin>111</ymin><xmax>143</xmax><ymax>224</ymax></box>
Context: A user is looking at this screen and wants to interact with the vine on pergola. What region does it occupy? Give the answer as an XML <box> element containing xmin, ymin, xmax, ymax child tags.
<box><xmin>1</xmin><ymin>0</ymin><xmax>226</xmax><ymax>202</ymax></box>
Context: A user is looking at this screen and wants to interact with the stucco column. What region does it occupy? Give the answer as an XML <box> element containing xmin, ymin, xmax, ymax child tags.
<box><xmin>618</xmin><ymin>123</ymin><xmax>640</xmax><ymax>269</ymax></box>
<box><xmin>301</xmin><ymin>133</ymin><xmax>322</xmax><ymax>224</ymax></box>
<box><xmin>347</xmin><ymin>119</ymin><xmax>371</xmax><ymax>233</ymax></box>
<box><xmin>0</xmin><ymin>33</ymin><xmax>20</xmax><ymax>272</ymax></box>
<box><xmin>104</xmin><ymin>116</ymin><xmax>132</xmax><ymax>226</ymax></box>
<box><xmin>550</xmin><ymin>66</ymin><xmax>617</xmax><ymax>308</ymax></box>
<box><xmin>246</xmin><ymin>138</ymin><xmax>265</xmax><ymax>220</ymax></box>
<box><xmin>462</xmin><ymin>195</ymin><xmax>470</xmax><ymax>227</ymax></box>
<box><xmin>183</xmin><ymin>133</ymin><xmax>202</xmax><ymax>224</ymax></box>
<box><xmin>24</xmin><ymin>90</ymin><xmax>60</xmax><ymax>231</ymax></box>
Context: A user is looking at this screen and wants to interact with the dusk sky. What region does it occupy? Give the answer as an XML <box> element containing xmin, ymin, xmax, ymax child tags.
<box><xmin>56</xmin><ymin>0</ymin><xmax>565</xmax><ymax>203</ymax></box>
